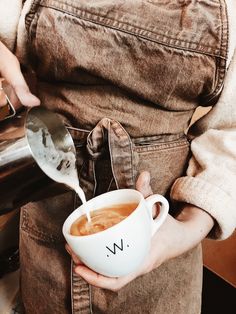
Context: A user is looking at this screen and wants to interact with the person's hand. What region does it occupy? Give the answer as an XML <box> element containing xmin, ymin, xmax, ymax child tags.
<box><xmin>66</xmin><ymin>171</ymin><xmax>214</xmax><ymax>291</ymax></box>
<box><xmin>0</xmin><ymin>41</ymin><xmax>40</xmax><ymax>110</ymax></box>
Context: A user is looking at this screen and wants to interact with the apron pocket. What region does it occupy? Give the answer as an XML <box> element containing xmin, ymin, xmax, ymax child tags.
<box><xmin>134</xmin><ymin>135</ymin><xmax>190</xmax><ymax>197</ymax></box>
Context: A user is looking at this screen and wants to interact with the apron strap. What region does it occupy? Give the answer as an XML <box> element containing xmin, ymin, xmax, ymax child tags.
<box><xmin>71</xmin><ymin>260</ymin><xmax>92</xmax><ymax>314</ymax></box>
<box><xmin>71</xmin><ymin>118</ymin><xmax>137</xmax><ymax>313</ymax></box>
<box><xmin>86</xmin><ymin>118</ymin><xmax>137</xmax><ymax>189</ymax></box>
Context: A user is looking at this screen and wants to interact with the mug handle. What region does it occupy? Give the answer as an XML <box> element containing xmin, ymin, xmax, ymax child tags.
<box><xmin>145</xmin><ymin>194</ymin><xmax>169</xmax><ymax>236</ymax></box>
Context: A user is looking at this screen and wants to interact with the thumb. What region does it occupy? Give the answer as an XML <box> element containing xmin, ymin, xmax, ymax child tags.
<box><xmin>14</xmin><ymin>84</ymin><xmax>40</xmax><ymax>108</ymax></box>
<box><xmin>0</xmin><ymin>41</ymin><xmax>40</xmax><ymax>109</ymax></box>
<box><xmin>136</xmin><ymin>171</ymin><xmax>160</xmax><ymax>218</ymax></box>
<box><xmin>136</xmin><ymin>171</ymin><xmax>153</xmax><ymax>198</ymax></box>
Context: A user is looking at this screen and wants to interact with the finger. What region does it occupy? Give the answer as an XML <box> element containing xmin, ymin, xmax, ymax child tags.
<box><xmin>0</xmin><ymin>90</ymin><xmax>7</xmax><ymax>107</ymax></box>
<box><xmin>136</xmin><ymin>171</ymin><xmax>153</xmax><ymax>198</ymax></box>
<box><xmin>65</xmin><ymin>244</ymin><xmax>83</xmax><ymax>265</ymax></box>
<box><xmin>0</xmin><ymin>79</ymin><xmax>7</xmax><ymax>107</ymax></box>
<box><xmin>0</xmin><ymin>42</ymin><xmax>40</xmax><ymax>108</ymax></box>
<box><xmin>14</xmin><ymin>85</ymin><xmax>40</xmax><ymax>109</ymax></box>
<box><xmin>136</xmin><ymin>171</ymin><xmax>160</xmax><ymax>217</ymax></box>
<box><xmin>74</xmin><ymin>266</ymin><xmax>137</xmax><ymax>291</ymax></box>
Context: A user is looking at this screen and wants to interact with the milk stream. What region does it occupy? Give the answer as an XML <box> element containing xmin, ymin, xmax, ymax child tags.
<box><xmin>68</xmin><ymin>179</ymin><xmax>91</xmax><ymax>223</ymax></box>
<box><xmin>27</xmin><ymin>118</ymin><xmax>91</xmax><ymax>222</ymax></box>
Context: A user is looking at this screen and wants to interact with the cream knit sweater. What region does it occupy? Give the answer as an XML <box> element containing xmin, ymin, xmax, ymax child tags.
<box><xmin>0</xmin><ymin>0</ymin><xmax>236</xmax><ymax>239</ymax></box>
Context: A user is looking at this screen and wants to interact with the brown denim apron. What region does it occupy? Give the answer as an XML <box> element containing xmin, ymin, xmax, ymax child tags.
<box><xmin>19</xmin><ymin>0</ymin><xmax>228</xmax><ymax>313</ymax></box>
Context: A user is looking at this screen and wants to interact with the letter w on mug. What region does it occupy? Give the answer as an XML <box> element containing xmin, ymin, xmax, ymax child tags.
<box><xmin>63</xmin><ymin>189</ymin><xmax>169</xmax><ymax>277</ymax></box>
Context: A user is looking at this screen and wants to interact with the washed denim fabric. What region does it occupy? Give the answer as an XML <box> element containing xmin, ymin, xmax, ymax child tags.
<box><xmin>20</xmin><ymin>0</ymin><xmax>228</xmax><ymax>313</ymax></box>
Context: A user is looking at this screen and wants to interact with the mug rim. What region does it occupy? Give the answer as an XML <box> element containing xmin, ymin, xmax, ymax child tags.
<box><xmin>62</xmin><ymin>188</ymin><xmax>144</xmax><ymax>240</ymax></box>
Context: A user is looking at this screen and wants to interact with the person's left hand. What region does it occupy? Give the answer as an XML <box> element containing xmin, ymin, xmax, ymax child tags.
<box><xmin>66</xmin><ymin>171</ymin><xmax>214</xmax><ymax>291</ymax></box>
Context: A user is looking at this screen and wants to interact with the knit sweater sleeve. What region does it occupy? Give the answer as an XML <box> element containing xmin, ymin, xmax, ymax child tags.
<box><xmin>171</xmin><ymin>44</ymin><xmax>236</xmax><ymax>240</ymax></box>
<box><xmin>0</xmin><ymin>0</ymin><xmax>23</xmax><ymax>51</ymax></box>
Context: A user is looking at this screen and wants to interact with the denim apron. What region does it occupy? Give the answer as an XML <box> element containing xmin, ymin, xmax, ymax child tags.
<box><xmin>20</xmin><ymin>0</ymin><xmax>228</xmax><ymax>313</ymax></box>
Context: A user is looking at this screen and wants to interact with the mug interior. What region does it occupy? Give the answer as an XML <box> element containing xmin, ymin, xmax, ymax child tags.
<box><xmin>63</xmin><ymin>189</ymin><xmax>142</xmax><ymax>238</ymax></box>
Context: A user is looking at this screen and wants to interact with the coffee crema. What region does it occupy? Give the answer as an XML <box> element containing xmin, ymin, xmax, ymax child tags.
<box><xmin>70</xmin><ymin>202</ymin><xmax>138</xmax><ymax>236</ymax></box>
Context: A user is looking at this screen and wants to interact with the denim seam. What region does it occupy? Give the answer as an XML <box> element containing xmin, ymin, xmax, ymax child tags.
<box><xmin>36</xmin><ymin>0</ymin><xmax>226</xmax><ymax>58</ymax></box>
<box><xmin>202</xmin><ymin>0</ymin><xmax>228</xmax><ymax>103</ymax></box>
<box><xmin>89</xmin><ymin>284</ymin><xmax>93</xmax><ymax>314</ymax></box>
<box><xmin>71</xmin><ymin>259</ymin><xmax>74</xmax><ymax>314</ymax></box>
<box><xmin>39</xmin><ymin>0</ymin><xmax>221</xmax><ymax>50</ymax></box>
<box><xmin>135</xmin><ymin>140</ymin><xmax>189</xmax><ymax>153</ymax></box>
<box><xmin>21</xmin><ymin>210</ymin><xmax>61</xmax><ymax>243</ymax></box>
<box><xmin>25</xmin><ymin>0</ymin><xmax>42</xmax><ymax>38</ymax></box>
<box><xmin>132</xmin><ymin>133</ymin><xmax>186</xmax><ymax>144</ymax></box>
<box><xmin>108</xmin><ymin>120</ymin><xmax>135</xmax><ymax>188</ymax></box>
<box><xmin>71</xmin><ymin>267</ymin><xmax>91</xmax><ymax>313</ymax></box>
<box><xmin>135</xmin><ymin>143</ymin><xmax>189</xmax><ymax>154</ymax></box>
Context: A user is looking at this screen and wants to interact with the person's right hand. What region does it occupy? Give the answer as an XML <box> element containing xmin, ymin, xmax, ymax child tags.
<box><xmin>68</xmin><ymin>172</ymin><xmax>214</xmax><ymax>292</ymax></box>
<box><xmin>0</xmin><ymin>41</ymin><xmax>40</xmax><ymax>110</ymax></box>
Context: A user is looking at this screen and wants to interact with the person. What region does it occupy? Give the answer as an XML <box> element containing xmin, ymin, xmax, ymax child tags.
<box><xmin>0</xmin><ymin>0</ymin><xmax>236</xmax><ymax>313</ymax></box>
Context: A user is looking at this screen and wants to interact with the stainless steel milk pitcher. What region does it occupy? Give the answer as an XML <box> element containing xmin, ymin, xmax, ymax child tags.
<box><xmin>0</xmin><ymin>107</ymin><xmax>77</xmax><ymax>215</ymax></box>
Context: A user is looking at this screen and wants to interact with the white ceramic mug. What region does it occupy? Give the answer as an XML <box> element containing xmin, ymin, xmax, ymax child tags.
<box><xmin>62</xmin><ymin>189</ymin><xmax>169</xmax><ymax>277</ymax></box>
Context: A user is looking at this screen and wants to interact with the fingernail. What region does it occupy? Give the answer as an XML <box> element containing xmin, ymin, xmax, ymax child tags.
<box><xmin>27</xmin><ymin>93</ymin><xmax>40</xmax><ymax>106</ymax></box>
<box><xmin>144</xmin><ymin>174</ymin><xmax>150</xmax><ymax>186</ymax></box>
<box><xmin>19</xmin><ymin>92</ymin><xmax>40</xmax><ymax>107</ymax></box>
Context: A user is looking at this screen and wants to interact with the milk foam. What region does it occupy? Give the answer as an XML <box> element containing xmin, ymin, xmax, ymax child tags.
<box><xmin>72</xmin><ymin>209</ymin><xmax>126</xmax><ymax>236</ymax></box>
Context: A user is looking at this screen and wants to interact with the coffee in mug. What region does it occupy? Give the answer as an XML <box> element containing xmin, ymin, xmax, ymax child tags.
<box><xmin>70</xmin><ymin>203</ymin><xmax>138</xmax><ymax>236</ymax></box>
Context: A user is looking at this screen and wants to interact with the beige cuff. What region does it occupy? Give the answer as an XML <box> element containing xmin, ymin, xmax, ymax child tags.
<box><xmin>0</xmin><ymin>0</ymin><xmax>22</xmax><ymax>51</ymax></box>
<box><xmin>170</xmin><ymin>176</ymin><xmax>236</xmax><ymax>240</ymax></box>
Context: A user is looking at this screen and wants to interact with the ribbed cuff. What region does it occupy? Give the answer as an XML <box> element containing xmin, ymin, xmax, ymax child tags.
<box><xmin>170</xmin><ymin>176</ymin><xmax>236</xmax><ymax>240</ymax></box>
